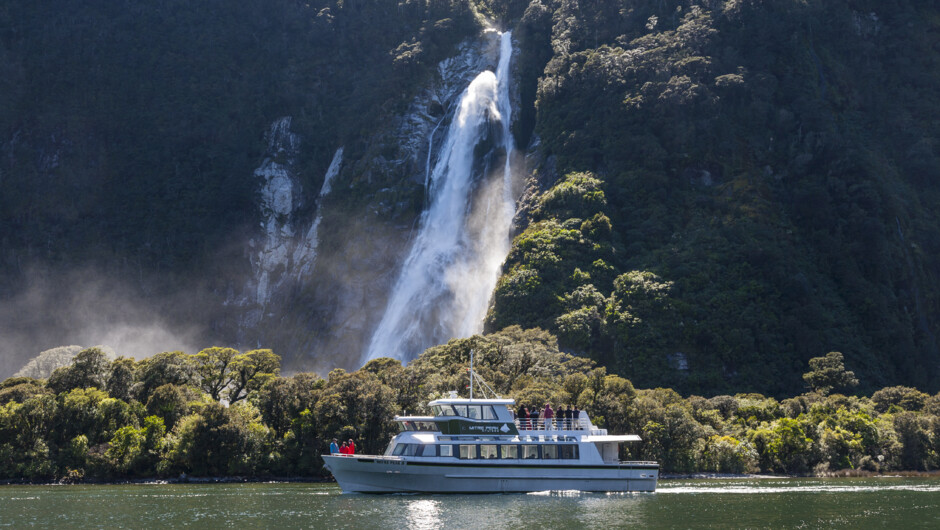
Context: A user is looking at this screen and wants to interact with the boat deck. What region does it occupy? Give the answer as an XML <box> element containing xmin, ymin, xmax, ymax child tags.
<box><xmin>514</xmin><ymin>418</ymin><xmax>588</xmax><ymax>433</ymax></box>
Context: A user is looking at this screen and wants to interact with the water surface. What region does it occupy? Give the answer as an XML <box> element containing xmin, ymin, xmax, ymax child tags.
<box><xmin>2</xmin><ymin>477</ymin><xmax>939</xmax><ymax>528</ymax></box>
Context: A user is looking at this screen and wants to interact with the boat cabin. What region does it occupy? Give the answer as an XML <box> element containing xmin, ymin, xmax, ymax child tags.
<box><xmin>385</xmin><ymin>396</ymin><xmax>642</xmax><ymax>465</ymax></box>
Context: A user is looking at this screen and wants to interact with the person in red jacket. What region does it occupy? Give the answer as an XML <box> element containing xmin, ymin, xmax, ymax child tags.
<box><xmin>340</xmin><ymin>441</ymin><xmax>349</xmax><ymax>455</ymax></box>
<box><xmin>347</xmin><ymin>439</ymin><xmax>356</xmax><ymax>455</ymax></box>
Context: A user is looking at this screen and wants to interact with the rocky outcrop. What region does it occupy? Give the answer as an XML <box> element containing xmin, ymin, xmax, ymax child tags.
<box><xmin>233</xmin><ymin>117</ymin><xmax>343</xmax><ymax>331</ymax></box>
<box><xmin>235</xmin><ymin>31</ymin><xmax>523</xmax><ymax>373</ymax></box>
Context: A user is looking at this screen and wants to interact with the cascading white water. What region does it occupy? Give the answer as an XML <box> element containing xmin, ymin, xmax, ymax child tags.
<box><xmin>292</xmin><ymin>146</ymin><xmax>343</xmax><ymax>280</ymax></box>
<box><xmin>365</xmin><ymin>31</ymin><xmax>517</xmax><ymax>363</ymax></box>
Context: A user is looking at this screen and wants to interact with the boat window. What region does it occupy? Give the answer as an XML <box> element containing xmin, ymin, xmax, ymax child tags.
<box><xmin>453</xmin><ymin>405</ymin><xmax>468</xmax><ymax>417</ymax></box>
<box><xmin>431</xmin><ymin>405</ymin><xmax>442</xmax><ymax>416</ymax></box>
<box><xmin>416</xmin><ymin>444</ymin><xmax>436</xmax><ymax>457</ymax></box>
<box><xmin>439</xmin><ymin>405</ymin><xmax>457</xmax><ymax>416</ymax></box>
<box><xmin>500</xmin><ymin>445</ymin><xmax>518</xmax><ymax>459</ymax></box>
<box><xmin>541</xmin><ymin>445</ymin><xmax>558</xmax><ymax>459</ymax></box>
<box><xmin>482</xmin><ymin>406</ymin><xmax>497</xmax><ymax>420</ymax></box>
<box><xmin>458</xmin><ymin>445</ymin><xmax>477</xmax><ymax>459</ymax></box>
<box><xmin>559</xmin><ymin>445</ymin><xmax>579</xmax><ymax>460</ymax></box>
<box><xmin>467</xmin><ymin>405</ymin><xmax>482</xmax><ymax>419</ymax></box>
<box><xmin>393</xmin><ymin>443</ymin><xmax>415</xmax><ymax>456</ymax></box>
<box><xmin>480</xmin><ymin>445</ymin><xmax>498</xmax><ymax>459</ymax></box>
<box><xmin>415</xmin><ymin>421</ymin><xmax>437</xmax><ymax>431</ymax></box>
<box><xmin>440</xmin><ymin>445</ymin><xmax>453</xmax><ymax>457</ymax></box>
<box><xmin>522</xmin><ymin>445</ymin><xmax>539</xmax><ymax>459</ymax></box>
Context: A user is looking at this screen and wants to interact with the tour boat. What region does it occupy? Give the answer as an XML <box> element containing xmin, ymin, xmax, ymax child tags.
<box><xmin>322</xmin><ymin>362</ymin><xmax>658</xmax><ymax>493</ymax></box>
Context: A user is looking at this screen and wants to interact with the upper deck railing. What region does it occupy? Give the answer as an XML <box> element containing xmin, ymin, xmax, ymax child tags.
<box><xmin>514</xmin><ymin>417</ymin><xmax>589</xmax><ymax>432</ymax></box>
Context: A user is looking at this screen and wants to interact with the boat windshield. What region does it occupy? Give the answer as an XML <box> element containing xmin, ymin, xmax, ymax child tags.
<box><xmin>398</xmin><ymin>421</ymin><xmax>439</xmax><ymax>432</ymax></box>
<box><xmin>432</xmin><ymin>405</ymin><xmax>457</xmax><ymax>416</ymax></box>
<box><xmin>431</xmin><ymin>404</ymin><xmax>497</xmax><ymax>419</ymax></box>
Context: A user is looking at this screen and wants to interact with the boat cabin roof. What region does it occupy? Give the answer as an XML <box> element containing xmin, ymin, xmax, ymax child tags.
<box><xmin>427</xmin><ymin>398</ymin><xmax>515</xmax><ymax>407</ymax></box>
<box><xmin>581</xmin><ymin>435</ymin><xmax>642</xmax><ymax>443</ymax></box>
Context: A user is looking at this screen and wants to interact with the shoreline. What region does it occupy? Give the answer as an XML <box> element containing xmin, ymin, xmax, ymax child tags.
<box><xmin>5</xmin><ymin>470</ymin><xmax>940</xmax><ymax>486</ymax></box>
<box><xmin>661</xmin><ymin>473</ymin><xmax>788</xmax><ymax>480</ymax></box>
<box><xmin>0</xmin><ymin>475</ymin><xmax>336</xmax><ymax>486</ymax></box>
<box><xmin>662</xmin><ymin>469</ymin><xmax>940</xmax><ymax>480</ymax></box>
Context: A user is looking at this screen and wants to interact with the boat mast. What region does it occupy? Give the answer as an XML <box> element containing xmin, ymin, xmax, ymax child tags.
<box><xmin>469</xmin><ymin>349</ymin><xmax>474</xmax><ymax>400</ymax></box>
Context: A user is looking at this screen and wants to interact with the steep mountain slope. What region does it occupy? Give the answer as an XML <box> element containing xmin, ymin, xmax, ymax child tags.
<box><xmin>488</xmin><ymin>0</ymin><xmax>940</xmax><ymax>395</ymax></box>
<box><xmin>1</xmin><ymin>0</ymin><xmax>938</xmax><ymax>397</ymax></box>
<box><xmin>0</xmin><ymin>0</ymin><xmax>480</xmax><ymax>375</ymax></box>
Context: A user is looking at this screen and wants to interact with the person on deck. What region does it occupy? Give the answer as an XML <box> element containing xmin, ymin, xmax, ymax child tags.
<box><xmin>330</xmin><ymin>438</ymin><xmax>339</xmax><ymax>454</ymax></box>
<box><xmin>572</xmin><ymin>406</ymin><xmax>581</xmax><ymax>429</ymax></box>
<box><xmin>560</xmin><ymin>406</ymin><xmax>570</xmax><ymax>430</ymax></box>
<box><xmin>340</xmin><ymin>441</ymin><xmax>349</xmax><ymax>454</ymax></box>
<box><xmin>348</xmin><ymin>439</ymin><xmax>356</xmax><ymax>455</ymax></box>
<box><xmin>529</xmin><ymin>406</ymin><xmax>539</xmax><ymax>429</ymax></box>
<box><xmin>543</xmin><ymin>403</ymin><xmax>554</xmax><ymax>430</ymax></box>
<box><xmin>517</xmin><ymin>406</ymin><xmax>529</xmax><ymax>429</ymax></box>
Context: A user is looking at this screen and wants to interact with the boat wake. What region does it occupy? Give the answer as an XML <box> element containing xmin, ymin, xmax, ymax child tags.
<box><xmin>658</xmin><ymin>480</ymin><xmax>940</xmax><ymax>494</ymax></box>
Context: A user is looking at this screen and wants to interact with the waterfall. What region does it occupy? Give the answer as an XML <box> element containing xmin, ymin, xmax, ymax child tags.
<box><xmin>292</xmin><ymin>147</ymin><xmax>343</xmax><ymax>280</ymax></box>
<box><xmin>365</xmin><ymin>31</ymin><xmax>517</xmax><ymax>363</ymax></box>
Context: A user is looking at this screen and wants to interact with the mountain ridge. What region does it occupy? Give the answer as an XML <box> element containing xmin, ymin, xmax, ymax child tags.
<box><xmin>2</xmin><ymin>0</ymin><xmax>939</xmax><ymax>396</ymax></box>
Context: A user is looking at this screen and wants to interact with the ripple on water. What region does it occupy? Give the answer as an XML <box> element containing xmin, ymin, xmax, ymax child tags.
<box><xmin>1</xmin><ymin>479</ymin><xmax>939</xmax><ymax>528</ymax></box>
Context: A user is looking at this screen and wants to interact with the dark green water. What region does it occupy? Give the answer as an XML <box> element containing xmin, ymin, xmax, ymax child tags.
<box><xmin>2</xmin><ymin>477</ymin><xmax>939</xmax><ymax>528</ymax></box>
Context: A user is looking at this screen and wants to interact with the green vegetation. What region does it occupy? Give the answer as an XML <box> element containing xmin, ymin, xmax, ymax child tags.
<box><xmin>0</xmin><ymin>0</ymin><xmax>479</xmax><ymax>273</ymax></box>
<box><xmin>0</xmin><ymin>1</ymin><xmax>483</xmax><ymax>368</ymax></box>
<box><xmin>2</xmin><ymin>1</ymin><xmax>939</xmax><ymax>401</ymax></box>
<box><xmin>488</xmin><ymin>0</ymin><xmax>940</xmax><ymax>397</ymax></box>
<box><xmin>2</xmin><ymin>337</ymin><xmax>939</xmax><ymax>481</ymax></box>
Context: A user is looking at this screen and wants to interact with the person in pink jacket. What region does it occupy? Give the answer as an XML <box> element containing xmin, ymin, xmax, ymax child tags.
<box><xmin>543</xmin><ymin>403</ymin><xmax>554</xmax><ymax>430</ymax></box>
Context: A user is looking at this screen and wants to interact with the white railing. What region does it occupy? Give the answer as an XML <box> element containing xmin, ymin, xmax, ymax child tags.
<box><xmin>514</xmin><ymin>418</ymin><xmax>586</xmax><ymax>431</ymax></box>
<box><xmin>328</xmin><ymin>453</ymin><xmax>402</xmax><ymax>462</ymax></box>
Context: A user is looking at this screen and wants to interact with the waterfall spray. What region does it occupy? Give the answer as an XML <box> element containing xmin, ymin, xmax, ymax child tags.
<box><xmin>365</xmin><ymin>31</ymin><xmax>517</xmax><ymax>363</ymax></box>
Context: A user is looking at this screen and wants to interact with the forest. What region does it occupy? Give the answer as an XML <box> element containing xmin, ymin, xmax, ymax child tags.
<box><xmin>2</xmin><ymin>332</ymin><xmax>938</xmax><ymax>482</ymax></box>
<box><xmin>487</xmin><ymin>0</ymin><xmax>940</xmax><ymax>396</ymax></box>
<box><xmin>1</xmin><ymin>0</ymin><xmax>939</xmax><ymax>462</ymax></box>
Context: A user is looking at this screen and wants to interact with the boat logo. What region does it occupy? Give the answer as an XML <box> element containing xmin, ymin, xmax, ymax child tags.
<box><xmin>500</xmin><ymin>423</ymin><xmax>510</xmax><ymax>433</ymax></box>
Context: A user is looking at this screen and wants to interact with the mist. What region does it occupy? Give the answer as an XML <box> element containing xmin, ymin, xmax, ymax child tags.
<box><xmin>0</xmin><ymin>265</ymin><xmax>203</xmax><ymax>379</ymax></box>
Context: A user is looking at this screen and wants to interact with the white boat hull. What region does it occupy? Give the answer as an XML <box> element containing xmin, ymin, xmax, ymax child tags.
<box><xmin>323</xmin><ymin>455</ymin><xmax>658</xmax><ymax>493</ymax></box>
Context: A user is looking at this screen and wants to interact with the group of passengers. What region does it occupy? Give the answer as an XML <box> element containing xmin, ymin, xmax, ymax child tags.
<box><xmin>329</xmin><ymin>438</ymin><xmax>357</xmax><ymax>455</ymax></box>
<box><xmin>514</xmin><ymin>403</ymin><xmax>581</xmax><ymax>430</ymax></box>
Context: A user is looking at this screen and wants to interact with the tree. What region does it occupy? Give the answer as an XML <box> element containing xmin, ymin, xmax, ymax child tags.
<box><xmin>227</xmin><ymin>349</ymin><xmax>281</xmax><ymax>404</ymax></box>
<box><xmin>145</xmin><ymin>384</ymin><xmax>188</xmax><ymax>430</ymax></box>
<box><xmin>134</xmin><ymin>351</ymin><xmax>193</xmax><ymax>400</ymax></box>
<box><xmin>107</xmin><ymin>357</ymin><xmax>137</xmax><ymax>402</ymax></box>
<box><xmin>13</xmin><ymin>346</ymin><xmax>83</xmax><ymax>379</ymax></box>
<box><xmin>54</xmin><ymin>387</ymin><xmax>108</xmax><ymax>446</ymax></box>
<box><xmin>0</xmin><ymin>379</ymin><xmax>50</xmax><ymax>406</ymax></box>
<box><xmin>192</xmin><ymin>347</ymin><xmax>240</xmax><ymax>401</ymax></box>
<box><xmin>871</xmin><ymin>386</ymin><xmax>929</xmax><ymax>413</ymax></box>
<box><xmin>256</xmin><ymin>373</ymin><xmax>322</xmax><ymax>439</ymax></box>
<box><xmin>314</xmin><ymin>370</ymin><xmax>397</xmax><ymax>456</ymax></box>
<box><xmin>257</xmin><ymin>377</ymin><xmax>301</xmax><ymax>438</ymax></box>
<box><xmin>46</xmin><ymin>347</ymin><xmax>111</xmax><ymax>394</ymax></box>
<box><xmin>751</xmin><ymin>417</ymin><xmax>814</xmax><ymax>473</ymax></box>
<box><xmin>106</xmin><ymin>425</ymin><xmax>144</xmax><ymax>475</ymax></box>
<box><xmin>803</xmin><ymin>352</ymin><xmax>859</xmax><ymax>395</ymax></box>
<box><xmin>892</xmin><ymin>412</ymin><xmax>931</xmax><ymax>471</ymax></box>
